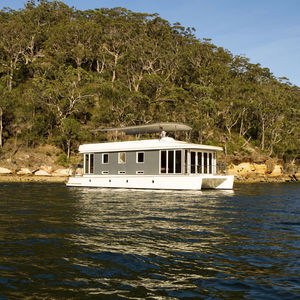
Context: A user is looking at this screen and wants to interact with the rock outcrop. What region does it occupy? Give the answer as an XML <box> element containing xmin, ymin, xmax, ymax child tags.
<box><xmin>227</xmin><ymin>161</ymin><xmax>283</xmax><ymax>178</ymax></box>
<box><xmin>0</xmin><ymin>164</ymin><xmax>78</xmax><ymax>178</ymax></box>
<box><xmin>0</xmin><ymin>167</ymin><xmax>12</xmax><ymax>174</ymax></box>
<box><xmin>17</xmin><ymin>168</ymin><xmax>32</xmax><ymax>175</ymax></box>
<box><xmin>40</xmin><ymin>165</ymin><xmax>53</xmax><ymax>173</ymax></box>
<box><xmin>34</xmin><ymin>170</ymin><xmax>51</xmax><ymax>176</ymax></box>
<box><xmin>52</xmin><ymin>168</ymin><xmax>72</xmax><ymax>177</ymax></box>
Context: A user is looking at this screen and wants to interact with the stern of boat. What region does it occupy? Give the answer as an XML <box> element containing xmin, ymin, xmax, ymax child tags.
<box><xmin>201</xmin><ymin>175</ymin><xmax>234</xmax><ymax>189</ymax></box>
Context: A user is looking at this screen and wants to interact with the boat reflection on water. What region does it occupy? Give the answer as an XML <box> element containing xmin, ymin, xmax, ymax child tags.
<box><xmin>72</xmin><ymin>187</ymin><xmax>234</xmax><ymax>197</ymax></box>
<box><xmin>70</xmin><ymin>188</ymin><xmax>235</xmax><ymax>258</ymax></box>
<box><xmin>66</xmin><ymin>188</ymin><xmax>238</xmax><ymax>295</ymax></box>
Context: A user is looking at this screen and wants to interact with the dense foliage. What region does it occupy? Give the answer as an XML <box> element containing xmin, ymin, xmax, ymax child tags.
<box><xmin>0</xmin><ymin>0</ymin><xmax>299</xmax><ymax>162</ymax></box>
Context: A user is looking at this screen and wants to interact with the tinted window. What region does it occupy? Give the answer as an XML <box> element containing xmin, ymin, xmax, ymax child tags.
<box><xmin>137</xmin><ymin>152</ymin><xmax>144</xmax><ymax>163</ymax></box>
<box><xmin>103</xmin><ymin>154</ymin><xmax>109</xmax><ymax>164</ymax></box>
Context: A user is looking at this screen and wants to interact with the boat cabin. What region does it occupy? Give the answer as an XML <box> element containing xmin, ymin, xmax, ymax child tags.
<box><xmin>81</xmin><ymin>137</ymin><xmax>222</xmax><ymax>177</ymax></box>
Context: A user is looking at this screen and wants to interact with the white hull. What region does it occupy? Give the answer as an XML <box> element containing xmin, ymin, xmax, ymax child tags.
<box><xmin>66</xmin><ymin>174</ymin><xmax>234</xmax><ymax>190</ymax></box>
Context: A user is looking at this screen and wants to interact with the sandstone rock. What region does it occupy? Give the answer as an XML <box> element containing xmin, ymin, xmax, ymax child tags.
<box><xmin>40</xmin><ymin>165</ymin><xmax>53</xmax><ymax>173</ymax></box>
<box><xmin>75</xmin><ymin>168</ymin><xmax>83</xmax><ymax>176</ymax></box>
<box><xmin>52</xmin><ymin>168</ymin><xmax>71</xmax><ymax>177</ymax></box>
<box><xmin>227</xmin><ymin>160</ymin><xmax>284</xmax><ymax>178</ymax></box>
<box><xmin>227</xmin><ymin>165</ymin><xmax>239</xmax><ymax>176</ymax></box>
<box><xmin>0</xmin><ymin>167</ymin><xmax>12</xmax><ymax>174</ymax></box>
<box><xmin>269</xmin><ymin>165</ymin><xmax>283</xmax><ymax>177</ymax></box>
<box><xmin>227</xmin><ymin>162</ymin><xmax>254</xmax><ymax>176</ymax></box>
<box><xmin>17</xmin><ymin>168</ymin><xmax>32</xmax><ymax>175</ymax></box>
<box><xmin>34</xmin><ymin>170</ymin><xmax>51</xmax><ymax>176</ymax></box>
<box><xmin>253</xmin><ymin>164</ymin><xmax>267</xmax><ymax>175</ymax></box>
<box><xmin>265</xmin><ymin>159</ymin><xmax>275</xmax><ymax>174</ymax></box>
<box><xmin>239</xmin><ymin>162</ymin><xmax>254</xmax><ymax>175</ymax></box>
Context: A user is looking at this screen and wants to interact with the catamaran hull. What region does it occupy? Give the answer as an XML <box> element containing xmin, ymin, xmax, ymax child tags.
<box><xmin>66</xmin><ymin>175</ymin><xmax>234</xmax><ymax>190</ymax></box>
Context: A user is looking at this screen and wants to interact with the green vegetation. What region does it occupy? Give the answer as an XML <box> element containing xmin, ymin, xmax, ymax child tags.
<box><xmin>0</xmin><ymin>0</ymin><xmax>299</xmax><ymax>164</ymax></box>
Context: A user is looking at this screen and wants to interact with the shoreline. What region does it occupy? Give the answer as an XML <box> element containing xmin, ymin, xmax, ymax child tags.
<box><xmin>235</xmin><ymin>177</ymin><xmax>299</xmax><ymax>184</ymax></box>
<box><xmin>0</xmin><ymin>175</ymin><xmax>68</xmax><ymax>183</ymax></box>
<box><xmin>0</xmin><ymin>174</ymin><xmax>298</xmax><ymax>184</ymax></box>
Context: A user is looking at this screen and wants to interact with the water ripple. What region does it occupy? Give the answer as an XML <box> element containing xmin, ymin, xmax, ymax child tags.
<box><xmin>0</xmin><ymin>182</ymin><xmax>299</xmax><ymax>299</ymax></box>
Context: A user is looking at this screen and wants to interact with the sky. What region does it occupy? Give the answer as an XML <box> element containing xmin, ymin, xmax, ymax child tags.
<box><xmin>1</xmin><ymin>0</ymin><xmax>300</xmax><ymax>87</ymax></box>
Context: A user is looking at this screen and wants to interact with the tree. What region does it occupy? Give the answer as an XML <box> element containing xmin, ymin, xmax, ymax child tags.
<box><xmin>0</xmin><ymin>0</ymin><xmax>298</xmax><ymax>162</ymax></box>
<box><xmin>59</xmin><ymin>118</ymin><xmax>81</xmax><ymax>158</ymax></box>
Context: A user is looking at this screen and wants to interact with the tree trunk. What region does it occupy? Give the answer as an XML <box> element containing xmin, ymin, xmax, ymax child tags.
<box><xmin>261</xmin><ymin>119</ymin><xmax>265</xmax><ymax>150</ymax></box>
<box><xmin>239</xmin><ymin>115</ymin><xmax>244</xmax><ymax>136</ymax></box>
<box><xmin>67</xmin><ymin>140</ymin><xmax>71</xmax><ymax>159</ymax></box>
<box><xmin>112</xmin><ymin>69</ymin><xmax>116</xmax><ymax>82</ymax></box>
<box><xmin>96</xmin><ymin>59</ymin><xmax>105</xmax><ymax>73</ymax></box>
<box><xmin>8</xmin><ymin>61</ymin><xmax>13</xmax><ymax>91</ymax></box>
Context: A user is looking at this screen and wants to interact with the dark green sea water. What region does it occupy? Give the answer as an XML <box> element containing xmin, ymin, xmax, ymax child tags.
<box><xmin>0</xmin><ymin>182</ymin><xmax>299</xmax><ymax>299</ymax></box>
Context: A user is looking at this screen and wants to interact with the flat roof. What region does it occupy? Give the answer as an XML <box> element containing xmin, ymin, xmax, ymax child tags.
<box><xmin>79</xmin><ymin>137</ymin><xmax>223</xmax><ymax>153</ymax></box>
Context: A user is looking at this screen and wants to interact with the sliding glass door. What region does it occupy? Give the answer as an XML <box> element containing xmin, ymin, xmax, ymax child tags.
<box><xmin>160</xmin><ymin>150</ymin><xmax>182</xmax><ymax>174</ymax></box>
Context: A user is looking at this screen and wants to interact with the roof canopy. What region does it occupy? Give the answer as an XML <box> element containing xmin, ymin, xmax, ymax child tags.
<box><xmin>95</xmin><ymin>122</ymin><xmax>192</xmax><ymax>135</ymax></box>
<box><xmin>79</xmin><ymin>137</ymin><xmax>223</xmax><ymax>153</ymax></box>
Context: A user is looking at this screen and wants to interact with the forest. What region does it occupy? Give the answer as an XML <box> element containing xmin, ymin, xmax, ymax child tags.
<box><xmin>0</xmin><ymin>0</ymin><xmax>299</xmax><ymax>165</ymax></box>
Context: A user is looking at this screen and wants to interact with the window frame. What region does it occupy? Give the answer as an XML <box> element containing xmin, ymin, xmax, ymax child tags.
<box><xmin>159</xmin><ymin>149</ymin><xmax>182</xmax><ymax>174</ymax></box>
<box><xmin>136</xmin><ymin>151</ymin><xmax>145</xmax><ymax>163</ymax></box>
<box><xmin>84</xmin><ymin>153</ymin><xmax>89</xmax><ymax>174</ymax></box>
<box><xmin>102</xmin><ymin>153</ymin><xmax>109</xmax><ymax>164</ymax></box>
<box><xmin>118</xmin><ymin>152</ymin><xmax>126</xmax><ymax>164</ymax></box>
<box><xmin>84</xmin><ymin>153</ymin><xmax>94</xmax><ymax>174</ymax></box>
<box><xmin>89</xmin><ymin>153</ymin><xmax>94</xmax><ymax>174</ymax></box>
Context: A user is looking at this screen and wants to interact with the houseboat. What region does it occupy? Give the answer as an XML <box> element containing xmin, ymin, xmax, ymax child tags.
<box><xmin>67</xmin><ymin>123</ymin><xmax>234</xmax><ymax>190</ymax></box>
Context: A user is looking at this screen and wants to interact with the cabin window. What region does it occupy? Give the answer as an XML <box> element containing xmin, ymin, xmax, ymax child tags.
<box><xmin>160</xmin><ymin>150</ymin><xmax>182</xmax><ymax>174</ymax></box>
<box><xmin>84</xmin><ymin>154</ymin><xmax>89</xmax><ymax>174</ymax></box>
<box><xmin>102</xmin><ymin>153</ymin><xmax>109</xmax><ymax>164</ymax></box>
<box><xmin>161</xmin><ymin>150</ymin><xmax>167</xmax><ymax>173</ymax></box>
<box><xmin>118</xmin><ymin>152</ymin><xmax>126</xmax><ymax>164</ymax></box>
<box><xmin>191</xmin><ymin>151</ymin><xmax>196</xmax><ymax>174</ymax></box>
<box><xmin>185</xmin><ymin>150</ymin><xmax>188</xmax><ymax>173</ymax></box>
<box><xmin>204</xmin><ymin>152</ymin><xmax>208</xmax><ymax>173</ymax></box>
<box><xmin>168</xmin><ymin>150</ymin><xmax>174</xmax><ymax>173</ymax></box>
<box><xmin>197</xmin><ymin>152</ymin><xmax>202</xmax><ymax>174</ymax></box>
<box><xmin>175</xmin><ymin>150</ymin><xmax>182</xmax><ymax>173</ymax></box>
<box><xmin>102</xmin><ymin>171</ymin><xmax>109</xmax><ymax>174</ymax></box>
<box><xmin>213</xmin><ymin>152</ymin><xmax>216</xmax><ymax>174</ymax></box>
<box><xmin>118</xmin><ymin>171</ymin><xmax>126</xmax><ymax>174</ymax></box>
<box><xmin>136</xmin><ymin>171</ymin><xmax>144</xmax><ymax>174</ymax></box>
<box><xmin>84</xmin><ymin>153</ymin><xmax>94</xmax><ymax>174</ymax></box>
<box><xmin>184</xmin><ymin>150</ymin><xmax>215</xmax><ymax>174</ymax></box>
<box><xmin>137</xmin><ymin>152</ymin><xmax>145</xmax><ymax>163</ymax></box>
<box><xmin>90</xmin><ymin>154</ymin><xmax>94</xmax><ymax>174</ymax></box>
<box><xmin>209</xmin><ymin>153</ymin><xmax>212</xmax><ymax>174</ymax></box>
